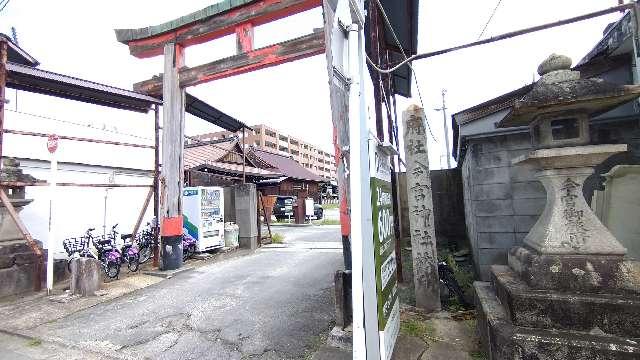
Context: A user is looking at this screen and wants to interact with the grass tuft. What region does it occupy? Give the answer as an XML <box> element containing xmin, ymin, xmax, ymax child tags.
<box><xmin>312</xmin><ymin>219</ymin><xmax>341</xmax><ymax>226</ymax></box>
<box><xmin>400</xmin><ymin>318</ymin><xmax>438</xmax><ymax>343</ymax></box>
<box><xmin>469</xmin><ymin>351</ymin><xmax>488</xmax><ymax>359</ymax></box>
<box><xmin>271</xmin><ymin>233</ymin><xmax>285</xmax><ymax>244</ymax></box>
<box><xmin>27</xmin><ymin>338</ymin><xmax>42</xmax><ymax>347</ymax></box>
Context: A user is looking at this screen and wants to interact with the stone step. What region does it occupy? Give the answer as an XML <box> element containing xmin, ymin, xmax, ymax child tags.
<box><xmin>490</xmin><ymin>265</ymin><xmax>640</xmax><ymax>338</ymax></box>
<box><xmin>474</xmin><ymin>281</ymin><xmax>640</xmax><ymax>360</ymax></box>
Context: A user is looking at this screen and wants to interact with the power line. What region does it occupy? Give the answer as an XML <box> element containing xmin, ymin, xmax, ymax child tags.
<box><xmin>0</xmin><ymin>0</ymin><xmax>11</xmax><ymax>13</ymax></box>
<box><xmin>370</xmin><ymin>0</ymin><xmax>438</xmax><ymax>143</ymax></box>
<box><xmin>6</xmin><ymin>109</ymin><xmax>154</xmax><ymax>141</ymax></box>
<box><xmin>365</xmin><ymin>2</ymin><xmax>633</xmax><ymax>74</ymax></box>
<box><xmin>478</xmin><ymin>0</ymin><xmax>504</xmax><ymax>40</ymax></box>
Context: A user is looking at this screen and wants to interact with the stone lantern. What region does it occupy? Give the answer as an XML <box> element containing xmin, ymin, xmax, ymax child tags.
<box><xmin>475</xmin><ymin>54</ymin><xmax>640</xmax><ymax>359</ymax></box>
<box><xmin>0</xmin><ymin>158</ymin><xmax>42</xmax><ymax>298</ymax></box>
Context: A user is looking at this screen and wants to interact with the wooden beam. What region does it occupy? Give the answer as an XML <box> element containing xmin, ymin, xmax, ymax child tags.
<box><xmin>122</xmin><ymin>0</ymin><xmax>321</xmax><ymax>58</ymax></box>
<box><xmin>134</xmin><ymin>31</ymin><xmax>325</xmax><ymax>94</ymax></box>
<box><xmin>132</xmin><ymin>186</ymin><xmax>154</xmax><ymax>238</ymax></box>
<box><xmin>4</xmin><ymin>129</ymin><xmax>155</xmax><ymax>149</ymax></box>
<box><xmin>236</xmin><ymin>23</ymin><xmax>255</xmax><ymax>54</ymax></box>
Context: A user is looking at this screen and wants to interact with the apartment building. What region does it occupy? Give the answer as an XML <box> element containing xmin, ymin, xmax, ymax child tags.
<box><xmin>190</xmin><ymin>124</ymin><xmax>337</xmax><ymax>180</ymax></box>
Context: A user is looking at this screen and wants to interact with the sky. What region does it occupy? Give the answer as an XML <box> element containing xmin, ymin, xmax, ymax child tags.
<box><xmin>0</xmin><ymin>0</ymin><xmax>624</xmax><ymax>170</ymax></box>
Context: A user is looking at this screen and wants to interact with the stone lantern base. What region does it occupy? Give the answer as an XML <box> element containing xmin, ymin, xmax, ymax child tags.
<box><xmin>474</xmin><ymin>145</ymin><xmax>640</xmax><ymax>359</ymax></box>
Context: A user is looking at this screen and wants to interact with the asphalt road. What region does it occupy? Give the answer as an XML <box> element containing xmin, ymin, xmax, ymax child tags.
<box><xmin>23</xmin><ymin>225</ymin><xmax>343</xmax><ymax>360</ymax></box>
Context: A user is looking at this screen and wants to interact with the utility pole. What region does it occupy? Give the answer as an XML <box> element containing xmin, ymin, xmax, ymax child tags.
<box><xmin>434</xmin><ymin>89</ymin><xmax>452</xmax><ymax>169</ymax></box>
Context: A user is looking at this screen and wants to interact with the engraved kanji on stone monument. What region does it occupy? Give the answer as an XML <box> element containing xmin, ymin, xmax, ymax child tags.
<box><xmin>402</xmin><ymin>105</ymin><xmax>440</xmax><ymax>312</ymax></box>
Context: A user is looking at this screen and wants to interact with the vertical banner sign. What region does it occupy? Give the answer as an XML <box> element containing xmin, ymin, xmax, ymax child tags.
<box><xmin>46</xmin><ymin>134</ymin><xmax>59</xmax><ymax>293</ymax></box>
<box><xmin>369</xmin><ymin>143</ymin><xmax>400</xmax><ymax>359</ymax></box>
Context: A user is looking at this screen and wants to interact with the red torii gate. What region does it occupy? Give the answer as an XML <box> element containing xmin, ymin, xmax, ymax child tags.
<box><xmin>115</xmin><ymin>0</ymin><xmax>328</xmax><ymax>269</ymax></box>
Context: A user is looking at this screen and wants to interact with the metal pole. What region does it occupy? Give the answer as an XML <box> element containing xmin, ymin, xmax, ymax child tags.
<box><xmin>349</xmin><ymin>22</ymin><xmax>380</xmax><ymax>360</ymax></box>
<box><xmin>0</xmin><ymin>39</ymin><xmax>6</xmax><ymax>170</ymax></box>
<box><xmin>437</xmin><ymin>89</ymin><xmax>452</xmax><ymax>169</ymax></box>
<box><xmin>153</xmin><ymin>105</ymin><xmax>160</xmax><ymax>267</ymax></box>
<box><xmin>47</xmin><ymin>150</ymin><xmax>57</xmax><ymax>294</ymax></box>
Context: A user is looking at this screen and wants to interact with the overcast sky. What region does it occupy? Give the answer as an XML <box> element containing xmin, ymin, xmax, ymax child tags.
<box><xmin>0</xmin><ymin>0</ymin><xmax>623</xmax><ymax>170</ymax></box>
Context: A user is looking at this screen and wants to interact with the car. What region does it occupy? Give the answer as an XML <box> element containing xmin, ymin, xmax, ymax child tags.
<box><xmin>272</xmin><ymin>196</ymin><xmax>324</xmax><ymax>220</ymax></box>
<box><xmin>314</xmin><ymin>204</ymin><xmax>323</xmax><ymax>220</ymax></box>
<box><xmin>273</xmin><ymin>196</ymin><xmax>295</xmax><ymax>220</ymax></box>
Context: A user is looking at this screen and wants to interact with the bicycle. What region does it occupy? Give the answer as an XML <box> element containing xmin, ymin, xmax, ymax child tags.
<box><xmin>89</xmin><ymin>227</ymin><xmax>122</xmax><ymax>279</ymax></box>
<box><xmin>63</xmin><ymin>233</ymin><xmax>95</xmax><ymax>273</ymax></box>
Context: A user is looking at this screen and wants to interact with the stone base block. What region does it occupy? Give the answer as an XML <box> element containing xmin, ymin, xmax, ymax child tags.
<box><xmin>508</xmin><ymin>246</ymin><xmax>638</xmax><ymax>294</ymax></box>
<box><xmin>70</xmin><ymin>258</ymin><xmax>102</xmax><ymax>296</ymax></box>
<box><xmin>475</xmin><ymin>281</ymin><xmax>640</xmax><ymax>360</ymax></box>
<box><xmin>492</xmin><ymin>265</ymin><xmax>640</xmax><ymax>338</ymax></box>
<box><xmin>239</xmin><ymin>236</ymin><xmax>258</xmax><ymax>250</ymax></box>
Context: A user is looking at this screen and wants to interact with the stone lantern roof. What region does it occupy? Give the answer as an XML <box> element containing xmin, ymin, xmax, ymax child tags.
<box><xmin>497</xmin><ymin>53</ymin><xmax>640</xmax><ymax>128</ymax></box>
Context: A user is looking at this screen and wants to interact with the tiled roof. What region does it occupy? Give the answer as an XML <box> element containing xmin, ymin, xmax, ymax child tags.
<box><xmin>198</xmin><ymin>161</ymin><xmax>281</xmax><ymax>178</ymax></box>
<box><xmin>250</xmin><ymin>148</ymin><xmax>323</xmax><ymax>182</ymax></box>
<box><xmin>184</xmin><ymin>140</ymin><xmax>238</xmax><ymax>169</ymax></box>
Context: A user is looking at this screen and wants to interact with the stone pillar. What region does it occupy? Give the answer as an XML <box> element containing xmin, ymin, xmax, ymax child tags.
<box><xmin>402</xmin><ymin>105</ymin><xmax>440</xmax><ymax>312</ymax></box>
<box><xmin>234</xmin><ymin>183</ymin><xmax>258</xmax><ymax>250</ymax></box>
<box><xmin>69</xmin><ymin>258</ymin><xmax>101</xmax><ymax>296</ymax></box>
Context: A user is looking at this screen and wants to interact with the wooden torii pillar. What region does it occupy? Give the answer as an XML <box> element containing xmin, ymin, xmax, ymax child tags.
<box><xmin>115</xmin><ymin>0</ymin><xmax>326</xmax><ymax>269</ymax></box>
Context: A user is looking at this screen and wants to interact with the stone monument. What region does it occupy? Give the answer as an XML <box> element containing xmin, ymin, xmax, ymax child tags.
<box><xmin>475</xmin><ymin>54</ymin><xmax>640</xmax><ymax>359</ymax></box>
<box><xmin>0</xmin><ymin>158</ymin><xmax>43</xmax><ymax>298</ymax></box>
<box><xmin>403</xmin><ymin>105</ymin><xmax>440</xmax><ymax>312</ymax></box>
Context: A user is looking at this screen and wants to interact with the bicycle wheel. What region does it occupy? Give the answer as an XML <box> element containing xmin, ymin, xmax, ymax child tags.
<box><xmin>139</xmin><ymin>245</ymin><xmax>152</xmax><ymax>264</ymax></box>
<box><xmin>127</xmin><ymin>256</ymin><xmax>140</xmax><ymax>272</ymax></box>
<box><xmin>105</xmin><ymin>261</ymin><xmax>120</xmax><ymax>279</ymax></box>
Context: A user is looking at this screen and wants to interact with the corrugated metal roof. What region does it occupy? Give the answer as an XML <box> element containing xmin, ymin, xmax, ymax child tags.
<box><xmin>6</xmin><ymin>62</ymin><xmax>161</xmax><ymax>113</ymax></box>
<box><xmin>185</xmin><ymin>93</ymin><xmax>250</xmax><ymax>132</ymax></box>
<box><xmin>115</xmin><ymin>0</ymin><xmax>258</xmax><ymax>43</ymax></box>
<box><xmin>250</xmin><ymin>148</ymin><xmax>323</xmax><ymax>182</ymax></box>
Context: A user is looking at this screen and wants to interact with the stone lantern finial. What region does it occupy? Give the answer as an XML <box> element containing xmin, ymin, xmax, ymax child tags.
<box><xmin>537</xmin><ymin>54</ymin><xmax>579</xmax><ymax>84</ymax></box>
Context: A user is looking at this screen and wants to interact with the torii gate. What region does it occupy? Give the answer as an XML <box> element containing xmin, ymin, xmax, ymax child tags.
<box><xmin>115</xmin><ymin>1</ymin><xmax>389</xmax><ymax>358</ymax></box>
<box><xmin>115</xmin><ymin>0</ymin><xmax>328</xmax><ymax>270</ymax></box>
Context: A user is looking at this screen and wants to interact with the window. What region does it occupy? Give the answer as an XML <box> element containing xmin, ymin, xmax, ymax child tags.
<box><xmin>255</xmin><ymin>140</ymin><xmax>260</xmax><ymax>146</ymax></box>
<box><xmin>279</xmin><ymin>146</ymin><xmax>289</xmax><ymax>152</ymax></box>
<box><xmin>265</xmin><ymin>141</ymin><xmax>277</xmax><ymax>149</ymax></box>
<box><xmin>266</xmin><ymin>130</ymin><xmax>276</xmax><ymax>138</ymax></box>
<box><xmin>254</xmin><ymin>128</ymin><xmax>261</xmax><ymax>134</ymax></box>
<box><xmin>551</xmin><ymin>118</ymin><xmax>579</xmax><ymax>140</ymax></box>
<box><xmin>291</xmin><ymin>149</ymin><xmax>299</xmax><ymax>156</ymax></box>
<box><xmin>279</xmin><ymin>135</ymin><xmax>288</xmax><ymax>142</ymax></box>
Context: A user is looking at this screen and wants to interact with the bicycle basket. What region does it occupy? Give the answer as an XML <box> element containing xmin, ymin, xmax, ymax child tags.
<box><xmin>62</xmin><ymin>237</ymin><xmax>87</xmax><ymax>256</ymax></box>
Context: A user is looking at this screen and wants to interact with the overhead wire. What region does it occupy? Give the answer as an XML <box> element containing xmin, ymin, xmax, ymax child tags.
<box><xmin>0</xmin><ymin>0</ymin><xmax>10</xmax><ymax>13</ymax></box>
<box><xmin>6</xmin><ymin>109</ymin><xmax>154</xmax><ymax>141</ymax></box>
<box><xmin>370</xmin><ymin>0</ymin><xmax>438</xmax><ymax>143</ymax></box>
<box><xmin>477</xmin><ymin>0</ymin><xmax>504</xmax><ymax>40</ymax></box>
<box><xmin>365</xmin><ymin>2</ymin><xmax>633</xmax><ymax>75</ymax></box>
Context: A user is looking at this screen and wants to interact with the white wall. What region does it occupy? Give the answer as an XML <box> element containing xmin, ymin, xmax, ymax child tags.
<box><xmin>16</xmin><ymin>159</ymin><xmax>154</xmax><ymax>259</ymax></box>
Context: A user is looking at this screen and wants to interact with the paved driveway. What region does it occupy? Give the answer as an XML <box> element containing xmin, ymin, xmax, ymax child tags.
<box><xmin>17</xmin><ymin>225</ymin><xmax>343</xmax><ymax>360</ymax></box>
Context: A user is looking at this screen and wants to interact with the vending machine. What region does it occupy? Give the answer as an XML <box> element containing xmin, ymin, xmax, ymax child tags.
<box><xmin>183</xmin><ymin>186</ymin><xmax>225</xmax><ymax>252</ymax></box>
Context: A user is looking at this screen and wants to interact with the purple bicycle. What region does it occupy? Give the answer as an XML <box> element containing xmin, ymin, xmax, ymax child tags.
<box><xmin>90</xmin><ymin>227</ymin><xmax>122</xmax><ymax>279</ymax></box>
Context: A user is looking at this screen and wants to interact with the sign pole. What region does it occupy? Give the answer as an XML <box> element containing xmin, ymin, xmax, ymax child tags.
<box><xmin>46</xmin><ymin>134</ymin><xmax>59</xmax><ymax>294</ymax></box>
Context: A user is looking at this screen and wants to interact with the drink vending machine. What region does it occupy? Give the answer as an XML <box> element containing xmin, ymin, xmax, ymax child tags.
<box><xmin>182</xmin><ymin>186</ymin><xmax>225</xmax><ymax>252</ymax></box>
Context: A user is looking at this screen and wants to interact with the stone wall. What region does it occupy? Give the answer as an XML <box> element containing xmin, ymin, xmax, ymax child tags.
<box><xmin>463</xmin><ymin>120</ymin><xmax>640</xmax><ymax>280</ymax></box>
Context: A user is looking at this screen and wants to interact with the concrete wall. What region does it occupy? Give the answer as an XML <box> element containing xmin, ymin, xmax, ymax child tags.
<box><xmin>461</xmin><ymin>132</ymin><xmax>545</xmax><ymax>280</ymax></box>
<box><xmin>399</xmin><ymin>169</ymin><xmax>468</xmax><ymax>249</ymax></box>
